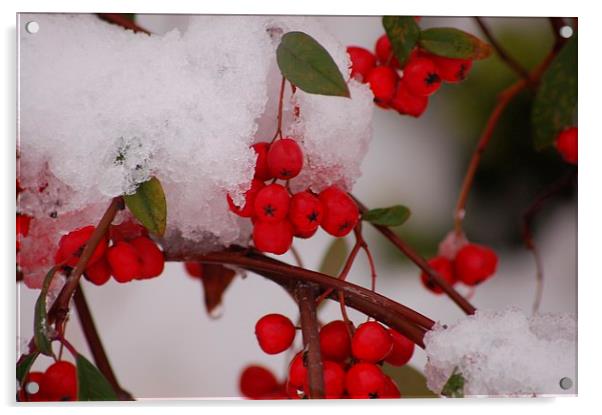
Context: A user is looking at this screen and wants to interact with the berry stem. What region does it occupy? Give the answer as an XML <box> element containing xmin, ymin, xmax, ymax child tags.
<box><xmin>294</xmin><ymin>282</ymin><xmax>325</xmax><ymax>399</ymax></box>
<box><xmin>289</xmin><ymin>244</ymin><xmax>304</xmax><ymax>268</ymax></box>
<box><xmin>96</xmin><ymin>13</ymin><xmax>150</xmax><ymax>34</ymax></box>
<box><xmin>271</xmin><ymin>76</ymin><xmax>287</xmax><ymax>143</ymax></box>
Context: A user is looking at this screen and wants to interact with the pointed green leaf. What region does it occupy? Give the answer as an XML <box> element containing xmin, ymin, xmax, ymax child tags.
<box><xmin>419</xmin><ymin>28</ymin><xmax>492</xmax><ymax>60</ymax></box>
<box><xmin>319</xmin><ymin>237</ymin><xmax>349</xmax><ymax>277</ymax></box>
<box><xmin>363</xmin><ymin>205</ymin><xmax>411</xmax><ymax>227</ymax></box>
<box><xmin>33</xmin><ymin>266</ymin><xmax>59</xmax><ymax>356</ymax></box>
<box><xmin>277</xmin><ymin>31</ymin><xmax>350</xmax><ymax>98</ymax></box>
<box><xmin>382</xmin><ymin>16</ymin><xmax>421</xmax><ymax>66</ymax></box>
<box><xmin>16</xmin><ymin>352</ymin><xmax>39</xmax><ymax>384</ymax></box>
<box><xmin>76</xmin><ymin>353</ymin><xmax>118</xmax><ymax>401</ymax></box>
<box><xmin>532</xmin><ymin>35</ymin><xmax>577</xmax><ymax>150</ymax></box>
<box><xmin>123</xmin><ymin>176</ymin><xmax>167</xmax><ymax>236</ymax></box>
<box><xmin>440</xmin><ymin>367</ymin><xmax>465</xmax><ymax>398</ymax></box>
<box><xmin>381</xmin><ymin>364</ymin><xmax>438</xmax><ymax>398</ymax></box>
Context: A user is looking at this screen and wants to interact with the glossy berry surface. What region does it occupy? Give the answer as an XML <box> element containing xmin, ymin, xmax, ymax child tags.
<box><xmin>431</xmin><ymin>55</ymin><xmax>473</xmax><ymax>83</ymax></box>
<box><xmin>555</xmin><ymin>127</ymin><xmax>577</xmax><ymax>164</ymax></box>
<box><xmin>390</xmin><ymin>81</ymin><xmax>428</xmax><ymax>117</ymax></box>
<box><xmin>227</xmin><ymin>179</ymin><xmax>265</xmax><ymax>218</ymax></box>
<box><xmin>107</xmin><ymin>241</ymin><xmax>141</xmax><ymax>283</ymax></box>
<box><xmin>402</xmin><ymin>57</ymin><xmax>441</xmax><ymax>96</ymax></box>
<box><xmin>255</xmin><ymin>313</ymin><xmax>296</xmax><ymax>354</ymax></box>
<box><xmin>385</xmin><ymin>329</ymin><xmax>415</xmax><ymax>366</ymax></box>
<box><xmin>420</xmin><ymin>256</ymin><xmax>456</xmax><ymax>294</ymax></box>
<box><xmin>289</xmin><ymin>191</ymin><xmax>323</xmax><ymax>235</ymax></box>
<box><xmin>304</xmin><ymin>361</ymin><xmax>346</xmax><ymax>399</ymax></box>
<box><xmin>239</xmin><ymin>365</ymin><xmax>278</xmax><ymax>399</ymax></box>
<box><xmin>130</xmin><ymin>237</ymin><xmax>164</xmax><ymax>279</ymax></box>
<box><xmin>55</xmin><ymin>226</ymin><xmax>108</xmax><ymax>267</ymax></box>
<box><xmin>253</xmin><ymin>220</ymin><xmax>294</xmax><ymax>255</ymax></box>
<box><xmin>84</xmin><ymin>258</ymin><xmax>111</xmax><ymax>286</ymax></box>
<box><xmin>254</xmin><ymin>184</ymin><xmax>291</xmax><ymax>223</ymax></box>
<box><xmin>319</xmin><ymin>320</ymin><xmax>352</xmax><ymax>362</ymax></box>
<box><xmin>351</xmin><ymin>321</ymin><xmax>393</xmax><ymax>363</ymax></box>
<box><xmin>41</xmin><ymin>361</ymin><xmax>77</xmax><ymax>401</ymax></box>
<box><xmin>252</xmin><ymin>142</ymin><xmax>273</xmax><ymax>181</ymax></box>
<box><xmin>288</xmin><ymin>352</ymin><xmax>307</xmax><ymax>388</ymax></box>
<box><xmin>366</xmin><ymin>66</ymin><xmax>398</xmax><ymax>107</ymax></box>
<box><xmin>19</xmin><ymin>371</ymin><xmax>47</xmax><ymax>402</ymax></box>
<box><xmin>347</xmin><ymin>46</ymin><xmax>376</xmax><ymax>81</ymax></box>
<box><xmin>374</xmin><ymin>34</ymin><xmax>400</xmax><ymax>68</ymax></box>
<box><xmin>184</xmin><ymin>262</ymin><xmax>204</xmax><ymax>278</ymax></box>
<box><xmin>454</xmin><ymin>243</ymin><xmax>498</xmax><ymax>286</ymax></box>
<box><xmin>378</xmin><ymin>376</ymin><xmax>402</xmax><ymax>399</ymax></box>
<box><xmin>267</xmin><ymin>138</ymin><xmax>304</xmax><ymax>180</ymax></box>
<box><xmin>345</xmin><ymin>363</ymin><xmax>385</xmax><ymax>398</ymax></box>
<box><xmin>319</xmin><ymin>186</ymin><xmax>359</xmax><ymax>237</ymax></box>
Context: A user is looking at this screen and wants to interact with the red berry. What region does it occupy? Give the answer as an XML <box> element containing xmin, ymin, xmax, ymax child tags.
<box><xmin>402</xmin><ymin>57</ymin><xmax>441</xmax><ymax>96</ymax></box>
<box><xmin>420</xmin><ymin>256</ymin><xmax>456</xmax><ymax>294</ymax></box>
<box><xmin>319</xmin><ymin>320</ymin><xmax>352</xmax><ymax>362</ymax></box>
<box><xmin>378</xmin><ymin>376</ymin><xmax>401</xmax><ymax>398</ymax></box>
<box><xmin>227</xmin><ymin>179</ymin><xmax>265</xmax><ymax>218</ymax></box>
<box><xmin>289</xmin><ymin>191</ymin><xmax>323</xmax><ymax>236</ymax></box>
<box><xmin>19</xmin><ymin>371</ymin><xmax>47</xmax><ymax>402</ymax></box>
<box><xmin>430</xmin><ymin>55</ymin><xmax>473</xmax><ymax>83</ymax></box>
<box><xmin>374</xmin><ymin>35</ymin><xmax>400</xmax><ymax>68</ymax></box>
<box><xmin>293</xmin><ymin>226</ymin><xmax>318</xmax><ymax>239</ymax></box>
<box><xmin>254</xmin><ymin>184</ymin><xmax>291</xmax><ymax>223</ymax></box>
<box><xmin>255</xmin><ymin>313</ymin><xmax>296</xmax><ymax>354</ymax></box>
<box><xmin>347</xmin><ymin>46</ymin><xmax>376</xmax><ymax>82</ymax></box>
<box><xmin>351</xmin><ymin>321</ymin><xmax>393</xmax><ymax>363</ymax></box>
<box><xmin>454</xmin><ymin>243</ymin><xmax>498</xmax><ymax>286</ymax></box>
<box><xmin>109</xmin><ymin>220</ymin><xmax>148</xmax><ymax>243</ymax></box>
<box><xmin>385</xmin><ymin>329</ymin><xmax>415</xmax><ymax>366</ymax></box>
<box><xmin>390</xmin><ymin>81</ymin><xmax>429</xmax><ymax>117</ymax></box>
<box><xmin>288</xmin><ymin>352</ymin><xmax>307</xmax><ymax>388</ymax></box>
<box><xmin>555</xmin><ymin>127</ymin><xmax>577</xmax><ymax>164</ymax></box>
<box><xmin>267</xmin><ymin>138</ymin><xmax>304</xmax><ymax>180</ymax></box>
<box><xmin>41</xmin><ymin>361</ymin><xmax>77</xmax><ymax>401</ymax></box>
<box><xmin>253</xmin><ymin>220</ymin><xmax>294</xmax><ymax>255</ymax></box>
<box><xmin>130</xmin><ymin>237</ymin><xmax>164</xmax><ymax>279</ymax></box>
<box><xmin>107</xmin><ymin>241</ymin><xmax>141</xmax><ymax>283</ymax></box>
<box><xmin>345</xmin><ymin>363</ymin><xmax>385</xmax><ymax>398</ymax></box>
<box><xmin>303</xmin><ymin>361</ymin><xmax>346</xmax><ymax>399</ymax></box>
<box><xmin>16</xmin><ymin>214</ymin><xmax>32</xmax><ymax>251</ymax></box>
<box><xmin>286</xmin><ymin>382</ymin><xmax>302</xmax><ymax>399</ymax></box>
<box><xmin>84</xmin><ymin>258</ymin><xmax>111</xmax><ymax>286</ymax></box>
<box><xmin>252</xmin><ymin>142</ymin><xmax>273</xmax><ymax>181</ymax></box>
<box><xmin>319</xmin><ymin>186</ymin><xmax>359</xmax><ymax>237</ymax></box>
<box><xmin>239</xmin><ymin>365</ymin><xmax>278</xmax><ymax>399</ymax></box>
<box><xmin>184</xmin><ymin>262</ymin><xmax>204</xmax><ymax>278</ymax></box>
<box><xmin>55</xmin><ymin>226</ymin><xmax>108</xmax><ymax>267</ymax></box>
<box><xmin>366</xmin><ymin>66</ymin><xmax>398</xmax><ymax>107</ymax></box>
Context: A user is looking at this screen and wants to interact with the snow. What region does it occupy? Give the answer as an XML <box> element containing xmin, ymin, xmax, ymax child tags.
<box><xmin>424</xmin><ymin>307</ymin><xmax>577</xmax><ymax>396</ymax></box>
<box><xmin>18</xmin><ymin>14</ymin><xmax>373</xmax><ymax>288</ymax></box>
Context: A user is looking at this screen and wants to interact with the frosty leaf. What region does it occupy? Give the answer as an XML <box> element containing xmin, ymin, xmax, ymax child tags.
<box><xmin>363</xmin><ymin>205</ymin><xmax>411</xmax><ymax>227</ymax></box>
<box><xmin>33</xmin><ymin>266</ymin><xmax>59</xmax><ymax>356</ymax></box>
<box><xmin>16</xmin><ymin>352</ymin><xmax>39</xmax><ymax>384</ymax></box>
<box><xmin>200</xmin><ymin>264</ymin><xmax>236</xmax><ymax>316</ymax></box>
<box><xmin>532</xmin><ymin>35</ymin><xmax>577</xmax><ymax>150</ymax></box>
<box><xmin>441</xmin><ymin>368</ymin><xmax>465</xmax><ymax>398</ymax></box>
<box><xmin>123</xmin><ymin>176</ymin><xmax>167</xmax><ymax>236</ymax></box>
<box><xmin>277</xmin><ymin>31</ymin><xmax>350</xmax><ymax>97</ymax></box>
<box><xmin>319</xmin><ymin>237</ymin><xmax>349</xmax><ymax>277</ymax></box>
<box><xmin>382</xmin><ymin>16</ymin><xmax>421</xmax><ymax>66</ymax></box>
<box><xmin>419</xmin><ymin>28</ymin><xmax>492</xmax><ymax>60</ymax></box>
<box><xmin>76</xmin><ymin>353</ymin><xmax>118</xmax><ymax>401</ymax></box>
<box><xmin>382</xmin><ymin>364</ymin><xmax>438</xmax><ymax>398</ymax></box>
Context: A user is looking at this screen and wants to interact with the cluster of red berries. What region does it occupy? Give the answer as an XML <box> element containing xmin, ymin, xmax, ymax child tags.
<box><xmin>347</xmin><ymin>34</ymin><xmax>474</xmax><ymax>117</ymax></box>
<box><xmin>227</xmin><ymin>138</ymin><xmax>360</xmax><ymax>255</ymax></box>
<box><xmin>240</xmin><ymin>315</ymin><xmax>414</xmax><ymax>399</ymax></box>
<box><xmin>421</xmin><ymin>242</ymin><xmax>498</xmax><ymax>293</ymax></box>
<box><xmin>55</xmin><ymin>220</ymin><xmax>164</xmax><ymax>285</ymax></box>
<box><xmin>19</xmin><ymin>361</ymin><xmax>77</xmax><ymax>402</ymax></box>
<box><xmin>555</xmin><ymin>126</ymin><xmax>577</xmax><ymax>165</ymax></box>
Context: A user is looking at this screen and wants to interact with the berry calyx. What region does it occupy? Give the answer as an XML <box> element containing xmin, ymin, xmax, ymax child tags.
<box><xmin>347</xmin><ymin>46</ymin><xmax>376</xmax><ymax>82</ymax></box>
<box><xmin>430</xmin><ymin>54</ymin><xmax>473</xmax><ymax>83</ymax></box>
<box><xmin>319</xmin><ymin>320</ymin><xmax>352</xmax><ymax>362</ymax></box>
<box><xmin>130</xmin><ymin>237</ymin><xmax>164</xmax><ymax>279</ymax></box>
<box><xmin>239</xmin><ymin>365</ymin><xmax>278</xmax><ymax>399</ymax></box>
<box><xmin>84</xmin><ymin>258</ymin><xmax>111</xmax><ymax>286</ymax></box>
<box><xmin>318</xmin><ymin>186</ymin><xmax>359</xmax><ymax>237</ymax></box>
<box><xmin>289</xmin><ymin>191</ymin><xmax>323</xmax><ymax>236</ymax></box>
<box><xmin>106</xmin><ymin>241</ymin><xmax>142</xmax><ymax>283</ymax></box>
<box><xmin>555</xmin><ymin>127</ymin><xmax>577</xmax><ymax>164</ymax></box>
<box><xmin>288</xmin><ymin>352</ymin><xmax>307</xmax><ymax>388</ymax></box>
<box><xmin>454</xmin><ymin>243</ymin><xmax>498</xmax><ymax>286</ymax></box>
<box><xmin>351</xmin><ymin>321</ymin><xmax>393</xmax><ymax>363</ymax></box>
<box><xmin>390</xmin><ymin>81</ymin><xmax>429</xmax><ymax>117</ymax></box>
<box><xmin>402</xmin><ymin>57</ymin><xmax>441</xmax><ymax>96</ymax></box>
<box><xmin>385</xmin><ymin>329</ymin><xmax>415</xmax><ymax>367</ymax></box>
<box><xmin>255</xmin><ymin>313</ymin><xmax>296</xmax><ymax>354</ymax></box>
<box><xmin>345</xmin><ymin>363</ymin><xmax>385</xmax><ymax>398</ymax></box>
<box><xmin>267</xmin><ymin>138</ymin><xmax>304</xmax><ymax>180</ymax></box>
<box><xmin>40</xmin><ymin>361</ymin><xmax>77</xmax><ymax>401</ymax></box>
<box><xmin>55</xmin><ymin>226</ymin><xmax>108</xmax><ymax>267</ymax></box>
<box><xmin>420</xmin><ymin>256</ymin><xmax>456</xmax><ymax>294</ymax></box>
<box><xmin>253</xmin><ymin>184</ymin><xmax>291</xmax><ymax>223</ymax></box>
<box><xmin>253</xmin><ymin>220</ymin><xmax>294</xmax><ymax>255</ymax></box>
<box><xmin>227</xmin><ymin>179</ymin><xmax>265</xmax><ymax>218</ymax></box>
<box><xmin>366</xmin><ymin>66</ymin><xmax>398</xmax><ymax>107</ymax></box>
<box><xmin>252</xmin><ymin>142</ymin><xmax>273</xmax><ymax>181</ymax></box>
<box><xmin>19</xmin><ymin>371</ymin><xmax>47</xmax><ymax>402</ymax></box>
<box><xmin>303</xmin><ymin>360</ymin><xmax>346</xmax><ymax>399</ymax></box>
<box><xmin>374</xmin><ymin>35</ymin><xmax>400</xmax><ymax>68</ymax></box>
<box><xmin>184</xmin><ymin>262</ymin><xmax>204</xmax><ymax>278</ymax></box>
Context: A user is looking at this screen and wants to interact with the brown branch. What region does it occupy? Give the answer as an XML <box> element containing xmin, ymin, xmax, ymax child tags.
<box><xmin>295</xmin><ymin>282</ymin><xmax>324</xmax><ymax>399</ymax></box>
<box><xmin>96</xmin><ymin>14</ymin><xmax>150</xmax><ymax>35</ymax></box>
<box><xmin>73</xmin><ymin>283</ymin><xmax>134</xmax><ymax>400</ymax></box>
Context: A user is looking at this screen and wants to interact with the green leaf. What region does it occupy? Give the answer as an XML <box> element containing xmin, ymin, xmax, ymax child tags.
<box><xmin>381</xmin><ymin>364</ymin><xmax>438</xmax><ymax>398</ymax></box>
<box><xmin>382</xmin><ymin>16</ymin><xmax>421</xmax><ymax>66</ymax></box>
<box><xmin>319</xmin><ymin>237</ymin><xmax>349</xmax><ymax>277</ymax></box>
<box><xmin>419</xmin><ymin>28</ymin><xmax>492</xmax><ymax>60</ymax></box>
<box><xmin>16</xmin><ymin>352</ymin><xmax>39</xmax><ymax>384</ymax></box>
<box><xmin>76</xmin><ymin>353</ymin><xmax>118</xmax><ymax>401</ymax></box>
<box><xmin>123</xmin><ymin>176</ymin><xmax>167</xmax><ymax>236</ymax></box>
<box><xmin>277</xmin><ymin>31</ymin><xmax>350</xmax><ymax>98</ymax></box>
<box><xmin>33</xmin><ymin>266</ymin><xmax>59</xmax><ymax>356</ymax></box>
<box><xmin>362</xmin><ymin>205</ymin><xmax>411</xmax><ymax>227</ymax></box>
<box><xmin>532</xmin><ymin>35</ymin><xmax>577</xmax><ymax>150</ymax></box>
<box><xmin>440</xmin><ymin>367</ymin><xmax>465</xmax><ymax>398</ymax></box>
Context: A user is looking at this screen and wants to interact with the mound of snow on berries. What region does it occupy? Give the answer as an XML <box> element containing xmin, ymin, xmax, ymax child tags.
<box><xmin>424</xmin><ymin>308</ymin><xmax>577</xmax><ymax>396</ymax></box>
<box><xmin>18</xmin><ymin>14</ymin><xmax>373</xmax><ymax>288</ymax></box>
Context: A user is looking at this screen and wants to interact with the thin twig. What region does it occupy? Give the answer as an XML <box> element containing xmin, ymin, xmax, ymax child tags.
<box><xmin>96</xmin><ymin>14</ymin><xmax>150</xmax><ymax>34</ymax></box>
<box><xmin>271</xmin><ymin>76</ymin><xmax>286</xmax><ymax>142</ymax></box>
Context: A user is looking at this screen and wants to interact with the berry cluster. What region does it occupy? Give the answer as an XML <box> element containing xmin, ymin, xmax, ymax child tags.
<box><xmin>19</xmin><ymin>361</ymin><xmax>77</xmax><ymax>402</ymax></box>
<box><xmin>555</xmin><ymin>126</ymin><xmax>577</xmax><ymax>165</ymax></box>
<box><xmin>227</xmin><ymin>138</ymin><xmax>360</xmax><ymax>255</ymax></box>
<box><xmin>348</xmin><ymin>34</ymin><xmax>474</xmax><ymax>117</ymax></box>
<box><xmin>55</xmin><ymin>221</ymin><xmax>164</xmax><ymax>285</ymax></box>
<box><xmin>240</xmin><ymin>314</ymin><xmax>414</xmax><ymax>399</ymax></box>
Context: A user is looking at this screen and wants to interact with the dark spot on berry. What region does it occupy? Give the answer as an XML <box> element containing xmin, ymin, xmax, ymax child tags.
<box><xmin>280</xmin><ymin>169</ymin><xmax>292</xmax><ymax>178</ymax></box>
<box><xmin>338</xmin><ymin>221</ymin><xmax>352</xmax><ymax>232</ymax></box>
<box><xmin>263</xmin><ymin>204</ymin><xmax>276</xmax><ymax>217</ymax></box>
<box><xmin>425</xmin><ymin>72</ymin><xmax>440</xmax><ymax>85</ymax></box>
<box><xmin>307</xmin><ymin>211</ymin><xmax>319</xmax><ymax>223</ymax></box>
<box><xmin>368</xmin><ymin>392</ymin><xmax>379</xmax><ymax>399</ymax></box>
